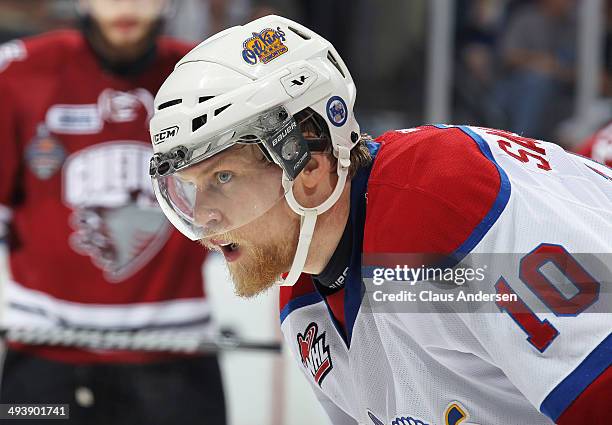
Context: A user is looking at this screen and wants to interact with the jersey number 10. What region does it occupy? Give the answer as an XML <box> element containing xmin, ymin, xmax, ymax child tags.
<box><xmin>494</xmin><ymin>244</ymin><xmax>600</xmax><ymax>352</ymax></box>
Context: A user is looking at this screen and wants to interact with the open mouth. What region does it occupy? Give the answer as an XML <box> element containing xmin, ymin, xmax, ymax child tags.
<box><xmin>215</xmin><ymin>241</ymin><xmax>241</xmax><ymax>262</ymax></box>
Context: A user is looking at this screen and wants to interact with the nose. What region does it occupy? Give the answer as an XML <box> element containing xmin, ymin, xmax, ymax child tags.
<box><xmin>193</xmin><ymin>188</ymin><xmax>226</xmax><ymax>234</ymax></box>
<box><xmin>194</xmin><ymin>205</ymin><xmax>224</xmax><ymax>234</ymax></box>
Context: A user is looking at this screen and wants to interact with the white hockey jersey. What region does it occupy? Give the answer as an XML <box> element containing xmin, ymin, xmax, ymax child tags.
<box><xmin>279</xmin><ymin>125</ymin><xmax>611</xmax><ymax>425</ymax></box>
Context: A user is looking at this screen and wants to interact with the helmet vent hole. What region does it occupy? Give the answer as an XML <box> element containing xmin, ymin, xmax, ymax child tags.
<box><xmin>158</xmin><ymin>99</ymin><xmax>182</xmax><ymax>110</ymax></box>
<box><xmin>214</xmin><ymin>104</ymin><xmax>232</xmax><ymax>116</ymax></box>
<box><xmin>199</xmin><ymin>96</ymin><xmax>215</xmax><ymax>104</ymax></box>
<box><xmin>288</xmin><ymin>26</ymin><xmax>311</xmax><ymax>40</ymax></box>
<box><xmin>237</xmin><ymin>134</ymin><xmax>260</xmax><ymax>143</ymax></box>
<box><xmin>192</xmin><ymin>114</ymin><xmax>208</xmax><ymax>132</ymax></box>
<box><xmin>327</xmin><ymin>51</ymin><xmax>346</xmax><ymax>78</ymax></box>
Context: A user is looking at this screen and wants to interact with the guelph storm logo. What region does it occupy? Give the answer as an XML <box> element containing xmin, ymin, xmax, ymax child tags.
<box><xmin>297</xmin><ymin>322</ymin><xmax>333</xmax><ymax>386</ymax></box>
<box><xmin>63</xmin><ymin>142</ymin><xmax>172</xmax><ymax>282</ymax></box>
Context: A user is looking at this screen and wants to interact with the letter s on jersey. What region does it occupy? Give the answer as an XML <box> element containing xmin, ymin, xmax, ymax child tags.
<box><xmin>486</xmin><ymin>128</ymin><xmax>552</xmax><ymax>171</ymax></box>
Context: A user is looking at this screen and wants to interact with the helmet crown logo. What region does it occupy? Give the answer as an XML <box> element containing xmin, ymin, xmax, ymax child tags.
<box><xmin>241</xmin><ymin>27</ymin><xmax>288</xmax><ymax>65</ymax></box>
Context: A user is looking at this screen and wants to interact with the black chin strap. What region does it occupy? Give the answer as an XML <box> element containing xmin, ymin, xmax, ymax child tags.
<box><xmin>312</xmin><ymin>217</ymin><xmax>352</xmax><ymax>296</ymax></box>
<box><xmin>79</xmin><ymin>15</ymin><xmax>161</xmax><ymax>77</ymax></box>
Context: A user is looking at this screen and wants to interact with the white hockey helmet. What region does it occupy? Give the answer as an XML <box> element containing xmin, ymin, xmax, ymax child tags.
<box><xmin>149</xmin><ymin>15</ymin><xmax>360</xmax><ymax>285</ymax></box>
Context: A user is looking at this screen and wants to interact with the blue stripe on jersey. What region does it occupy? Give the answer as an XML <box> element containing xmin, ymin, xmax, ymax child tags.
<box><xmin>454</xmin><ymin>126</ymin><xmax>512</xmax><ymax>258</ymax></box>
<box><xmin>540</xmin><ymin>332</ymin><xmax>612</xmax><ymax>421</ymax></box>
<box><xmin>344</xmin><ymin>140</ymin><xmax>380</xmax><ymax>346</ymax></box>
<box><xmin>280</xmin><ymin>292</ymin><xmax>323</xmax><ymax>324</ymax></box>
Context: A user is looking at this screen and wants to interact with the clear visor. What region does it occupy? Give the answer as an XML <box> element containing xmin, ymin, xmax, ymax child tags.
<box><xmin>150</xmin><ymin>106</ymin><xmax>298</xmax><ymax>240</ymax></box>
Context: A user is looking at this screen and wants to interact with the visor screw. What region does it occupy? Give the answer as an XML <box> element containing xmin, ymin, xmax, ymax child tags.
<box><xmin>157</xmin><ymin>161</ymin><xmax>171</xmax><ymax>176</ymax></box>
<box><xmin>278</xmin><ymin>110</ymin><xmax>288</xmax><ymax>121</ymax></box>
<box><xmin>351</xmin><ymin>131</ymin><xmax>359</xmax><ymax>143</ymax></box>
<box><xmin>281</xmin><ymin>136</ymin><xmax>300</xmax><ymax>160</ymax></box>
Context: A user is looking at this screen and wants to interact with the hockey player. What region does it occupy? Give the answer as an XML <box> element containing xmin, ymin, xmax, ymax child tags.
<box><xmin>576</xmin><ymin>120</ymin><xmax>612</xmax><ymax>167</ymax></box>
<box><xmin>149</xmin><ymin>15</ymin><xmax>611</xmax><ymax>425</ymax></box>
<box><xmin>0</xmin><ymin>1</ymin><xmax>225</xmax><ymax>423</ymax></box>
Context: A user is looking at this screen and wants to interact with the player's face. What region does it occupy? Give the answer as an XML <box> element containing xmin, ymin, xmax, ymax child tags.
<box><xmin>195</xmin><ymin>147</ymin><xmax>300</xmax><ymax>297</ymax></box>
<box><xmin>82</xmin><ymin>0</ymin><xmax>167</xmax><ymax>50</ymax></box>
<box><xmin>191</xmin><ymin>143</ymin><xmax>335</xmax><ymax>297</ymax></box>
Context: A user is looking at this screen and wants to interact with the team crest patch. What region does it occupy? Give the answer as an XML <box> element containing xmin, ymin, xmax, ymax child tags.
<box><xmin>25</xmin><ymin>124</ymin><xmax>66</xmax><ymax>179</ymax></box>
<box><xmin>326</xmin><ymin>96</ymin><xmax>348</xmax><ymax>127</ymax></box>
<box><xmin>98</xmin><ymin>88</ymin><xmax>154</xmax><ymax>123</ymax></box>
<box><xmin>296</xmin><ymin>322</ymin><xmax>333</xmax><ymax>386</ymax></box>
<box><xmin>241</xmin><ymin>27</ymin><xmax>287</xmax><ymax>65</ymax></box>
<box><xmin>63</xmin><ymin>142</ymin><xmax>172</xmax><ymax>282</ymax></box>
<box><xmin>444</xmin><ymin>401</ymin><xmax>479</xmax><ymax>425</ymax></box>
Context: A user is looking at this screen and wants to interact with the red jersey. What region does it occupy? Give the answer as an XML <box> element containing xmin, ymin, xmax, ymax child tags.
<box><xmin>0</xmin><ymin>30</ymin><xmax>210</xmax><ymax>363</ymax></box>
<box><xmin>576</xmin><ymin>121</ymin><xmax>612</xmax><ymax>167</ymax></box>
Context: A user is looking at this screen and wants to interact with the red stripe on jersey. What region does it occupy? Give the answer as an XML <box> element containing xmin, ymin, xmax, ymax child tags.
<box><xmin>279</xmin><ymin>274</ymin><xmax>316</xmax><ymax>313</ymax></box>
<box><xmin>555</xmin><ymin>365</ymin><xmax>611</xmax><ymax>425</ymax></box>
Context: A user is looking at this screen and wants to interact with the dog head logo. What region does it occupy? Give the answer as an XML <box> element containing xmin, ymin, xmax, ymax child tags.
<box><xmin>63</xmin><ymin>142</ymin><xmax>171</xmax><ymax>282</ymax></box>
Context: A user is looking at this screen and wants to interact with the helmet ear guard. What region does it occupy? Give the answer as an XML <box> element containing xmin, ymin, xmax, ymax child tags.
<box><xmin>261</xmin><ymin>115</ymin><xmax>311</xmax><ymax>181</ymax></box>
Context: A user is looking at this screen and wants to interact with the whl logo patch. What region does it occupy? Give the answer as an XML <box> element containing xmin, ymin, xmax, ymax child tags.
<box><xmin>297</xmin><ymin>322</ymin><xmax>333</xmax><ymax>386</ymax></box>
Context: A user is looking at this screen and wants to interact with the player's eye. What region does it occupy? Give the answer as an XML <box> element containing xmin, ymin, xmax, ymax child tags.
<box><xmin>215</xmin><ymin>171</ymin><xmax>233</xmax><ymax>184</ymax></box>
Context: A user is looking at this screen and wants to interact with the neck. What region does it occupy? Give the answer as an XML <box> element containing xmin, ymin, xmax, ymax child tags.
<box><xmin>81</xmin><ymin>17</ymin><xmax>159</xmax><ymax>75</ymax></box>
<box><xmin>302</xmin><ymin>182</ymin><xmax>351</xmax><ymax>275</ymax></box>
<box><xmin>88</xmin><ymin>28</ymin><xmax>151</xmax><ymax>63</ymax></box>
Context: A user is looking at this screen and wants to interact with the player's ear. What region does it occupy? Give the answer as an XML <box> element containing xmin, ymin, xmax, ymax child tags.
<box><xmin>292</xmin><ymin>153</ymin><xmax>335</xmax><ymax>207</ymax></box>
<box><xmin>297</xmin><ymin>154</ymin><xmax>332</xmax><ymax>189</ymax></box>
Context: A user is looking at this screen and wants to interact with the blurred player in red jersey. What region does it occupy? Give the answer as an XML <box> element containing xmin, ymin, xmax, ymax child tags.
<box><xmin>0</xmin><ymin>1</ymin><xmax>226</xmax><ymax>424</ymax></box>
<box><xmin>576</xmin><ymin>120</ymin><xmax>612</xmax><ymax>167</ymax></box>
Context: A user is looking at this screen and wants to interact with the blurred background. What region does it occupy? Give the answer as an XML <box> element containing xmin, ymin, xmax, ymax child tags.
<box><xmin>0</xmin><ymin>0</ymin><xmax>610</xmax><ymax>146</ymax></box>
<box><xmin>0</xmin><ymin>1</ymin><xmax>610</xmax><ymax>425</ymax></box>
